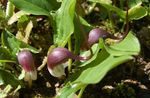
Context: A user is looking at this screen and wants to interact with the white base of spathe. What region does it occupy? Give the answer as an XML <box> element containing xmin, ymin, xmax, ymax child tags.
<box><xmin>48</xmin><ymin>64</ymin><xmax>66</xmax><ymax>77</ymax></box>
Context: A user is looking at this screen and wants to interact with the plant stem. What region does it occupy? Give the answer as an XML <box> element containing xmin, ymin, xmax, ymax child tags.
<box><xmin>78</xmin><ymin>86</ymin><xmax>86</xmax><ymax>98</ymax></box>
<box><xmin>37</xmin><ymin>56</ymin><xmax>47</xmax><ymax>71</ymax></box>
<box><xmin>28</xmin><ymin>77</ymin><xmax>32</xmax><ymax>88</ymax></box>
<box><xmin>6</xmin><ymin>1</ymin><xmax>14</xmax><ymax>19</ymax></box>
<box><xmin>68</xmin><ymin>37</ymin><xmax>73</xmax><ymax>72</ymax></box>
<box><xmin>121</xmin><ymin>22</ymin><xmax>126</xmax><ymax>33</ymax></box>
<box><xmin>123</xmin><ymin>0</ymin><xmax>129</xmax><ymax>39</ymax></box>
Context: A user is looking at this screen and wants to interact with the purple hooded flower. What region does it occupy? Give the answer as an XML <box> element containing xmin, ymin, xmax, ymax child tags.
<box><xmin>17</xmin><ymin>50</ymin><xmax>37</xmax><ymax>81</ymax></box>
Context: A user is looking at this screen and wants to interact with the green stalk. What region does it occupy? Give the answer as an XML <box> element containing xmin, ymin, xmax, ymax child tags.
<box><xmin>122</xmin><ymin>0</ymin><xmax>129</xmax><ymax>39</ymax></box>
<box><xmin>121</xmin><ymin>22</ymin><xmax>126</xmax><ymax>33</ymax></box>
<box><xmin>68</xmin><ymin>37</ymin><xmax>73</xmax><ymax>72</ymax></box>
<box><xmin>78</xmin><ymin>85</ymin><xmax>86</xmax><ymax>98</ymax></box>
<box><xmin>6</xmin><ymin>1</ymin><xmax>14</xmax><ymax>19</ymax></box>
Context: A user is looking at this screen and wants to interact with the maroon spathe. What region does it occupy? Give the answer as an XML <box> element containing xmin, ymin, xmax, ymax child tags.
<box><xmin>17</xmin><ymin>50</ymin><xmax>35</xmax><ymax>72</ymax></box>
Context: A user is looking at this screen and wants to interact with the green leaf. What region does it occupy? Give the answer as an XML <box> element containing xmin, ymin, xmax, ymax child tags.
<box><xmin>128</xmin><ymin>0</ymin><xmax>142</xmax><ymax>8</ymax></box>
<box><xmin>59</xmin><ymin>49</ymin><xmax>133</xmax><ymax>96</ymax></box>
<box><xmin>73</xmin><ymin>50</ymin><xmax>133</xmax><ymax>84</ymax></box>
<box><xmin>0</xmin><ymin>69</ymin><xmax>22</xmax><ymax>87</ymax></box>
<box><xmin>88</xmin><ymin>0</ymin><xmax>112</xmax><ymax>4</ymax></box>
<box><xmin>53</xmin><ymin>0</ymin><xmax>76</xmax><ymax>47</ymax></box>
<box><xmin>80</xmin><ymin>39</ymin><xmax>104</xmax><ymax>67</ymax></box>
<box><xmin>77</xmin><ymin>15</ymin><xmax>91</xmax><ymax>27</ymax></box>
<box><xmin>88</xmin><ymin>0</ymin><xmax>126</xmax><ymax>19</ymax></box>
<box><xmin>105</xmin><ymin>32</ymin><xmax>140</xmax><ymax>56</ymax></box>
<box><xmin>128</xmin><ymin>5</ymin><xmax>147</xmax><ymax>20</ymax></box>
<box><xmin>0</xmin><ymin>47</ymin><xmax>15</xmax><ymax>63</ymax></box>
<box><xmin>69</xmin><ymin>33</ymin><xmax>140</xmax><ymax>84</ymax></box>
<box><xmin>1</xmin><ymin>30</ymin><xmax>40</xmax><ymax>58</ymax></box>
<box><xmin>56</xmin><ymin>82</ymin><xmax>85</xmax><ymax>98</ymax></box>
<box><xmin>58</xmin><ymin>32</ymin><xmax>140</xmax><ymax>96</ymax></box>
<box><xmin>105</xmin><ymin>46</ymin><xmax>137</xmax><ymax>56</ymax></box>
<box><xmin>10</xmin><ymin>0</ymin><xmax>60</xmax><ymax>16</ymax></box>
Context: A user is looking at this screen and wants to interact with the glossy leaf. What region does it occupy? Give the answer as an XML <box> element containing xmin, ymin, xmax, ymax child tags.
<box><xmin>56</xmin><ymin>82</ymin><xmax>85</xmax><ymax>98</ymax></box>
<box><xmin>88</xmin><ymin>0</ymin><xmax>126</xmax><ymax>19</ymax></box>
<box><xmin>1</xmin><ymin>30</ymin><xmax>40</xmax><ymax>58</ymax></box>
<box><xmin>89</xmin><ymin>0</ymin><xmax>147</xmax><ymax>20</ymax></box>
<box><xmin>58</xmin><ymin>48</ymin><xmax>133</xmax><ymax>97</ymax></box>
<box><xmin>58</xmin><ymin>32</ymin><xmax>140</xmax><ymax>96</ymax></box>
<box><xmin>128</xmin><ymin>0</ymin><xmax>142</xmax><ymax>8</ymax></box>
<box><xmin>73</xmin><ymin>51</ymin><xmax>133</xmax><ymax>84</ymax></box>
<box><xmin>53</xmin><ymin>0</ymin><xmax>76</xmax><ymax>47</ymax></box>
<box><xmin>128</xmin><ymin>5</ymin><xmax>147</xmax><ymax>20</ymax></box>
<box><xmin>10</xmin><ymin>0</ymin><xmax>60</xmax><ymax>16</ymax></box>
<box><xmin>105</xmin><ymin>32</ymin><xmax>140</xmax><ymax>56</ymax></box>
<box><xmin>88</xmin><ymin>0</ymin><xmax>112</xmax><ymax>4</ymax></box>
<box><xmin>75</xmin><ymin>33</ymin><xmax>139</xmax><ymax>83</ymax></box>
<box><xmin>0</xmin><ymin>69</ymin><xmax>22</xmax><ymax>87</ymax></box>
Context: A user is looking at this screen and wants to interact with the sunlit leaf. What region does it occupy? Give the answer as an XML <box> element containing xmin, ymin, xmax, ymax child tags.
<box><xmin>10</xmin><ymin>0</ymin><xmax>60</xmax><ymax>16</ymax></box>
<box><xmin>68</xmin><ymin>33</ymin><xmax>139</xmax><ymax>84</ymax></box>
<box><xmin>56</xmin><ymin>82</ymin><xmax>85</xmax><ymax>98</ymax></box>
<box><xmin>88</xmin><ymin>0</ymin><xmax>126</xmax><ymax>19</ymax></box>
<box><xmin>128</xmin><ymin>5</ymin><xmax>147</xmax><ymax>20</ymax></box>
<box><xmin>105</xmin><ymin>32</ymin><xmax>140</xmax><ymax>56</ymax></box>
<box><xmin>58</xmin><ymin>48</ymin><xmax>133</xmax><ymax>96</ymax></box>
<box><xmin>58</xmin><ymin>32</ymin><xmax>140</xmax><ymax>96</ymax></box>
<box><xmin>89</xmin><ymin>0</ymin><xmax>147</xmax><ymax>20</ymax></box>
<box><xmin>71</xmin><ymin>49</ymin><xmax>132</xmax><ymax>84</ymax></box>
<box><xmin>128</xmin><ymin>0</ymin><xmax>142</xmax><ymax>8</ymax></box>
<box><xmin>53</xmin><ymin>0</ymin><xmax>76</xmax><ymax>47</ymax></box>
<box><xmin>88</xmin><ymin>0</ymin><xmax>112</xmax><ymax>4</ymax></box>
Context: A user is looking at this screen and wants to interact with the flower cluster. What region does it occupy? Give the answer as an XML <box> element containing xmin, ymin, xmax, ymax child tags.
<box><xmin>17</xmin><ymin>28</ymin><xmax>117</xmax><ymax>78</ymax></box>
